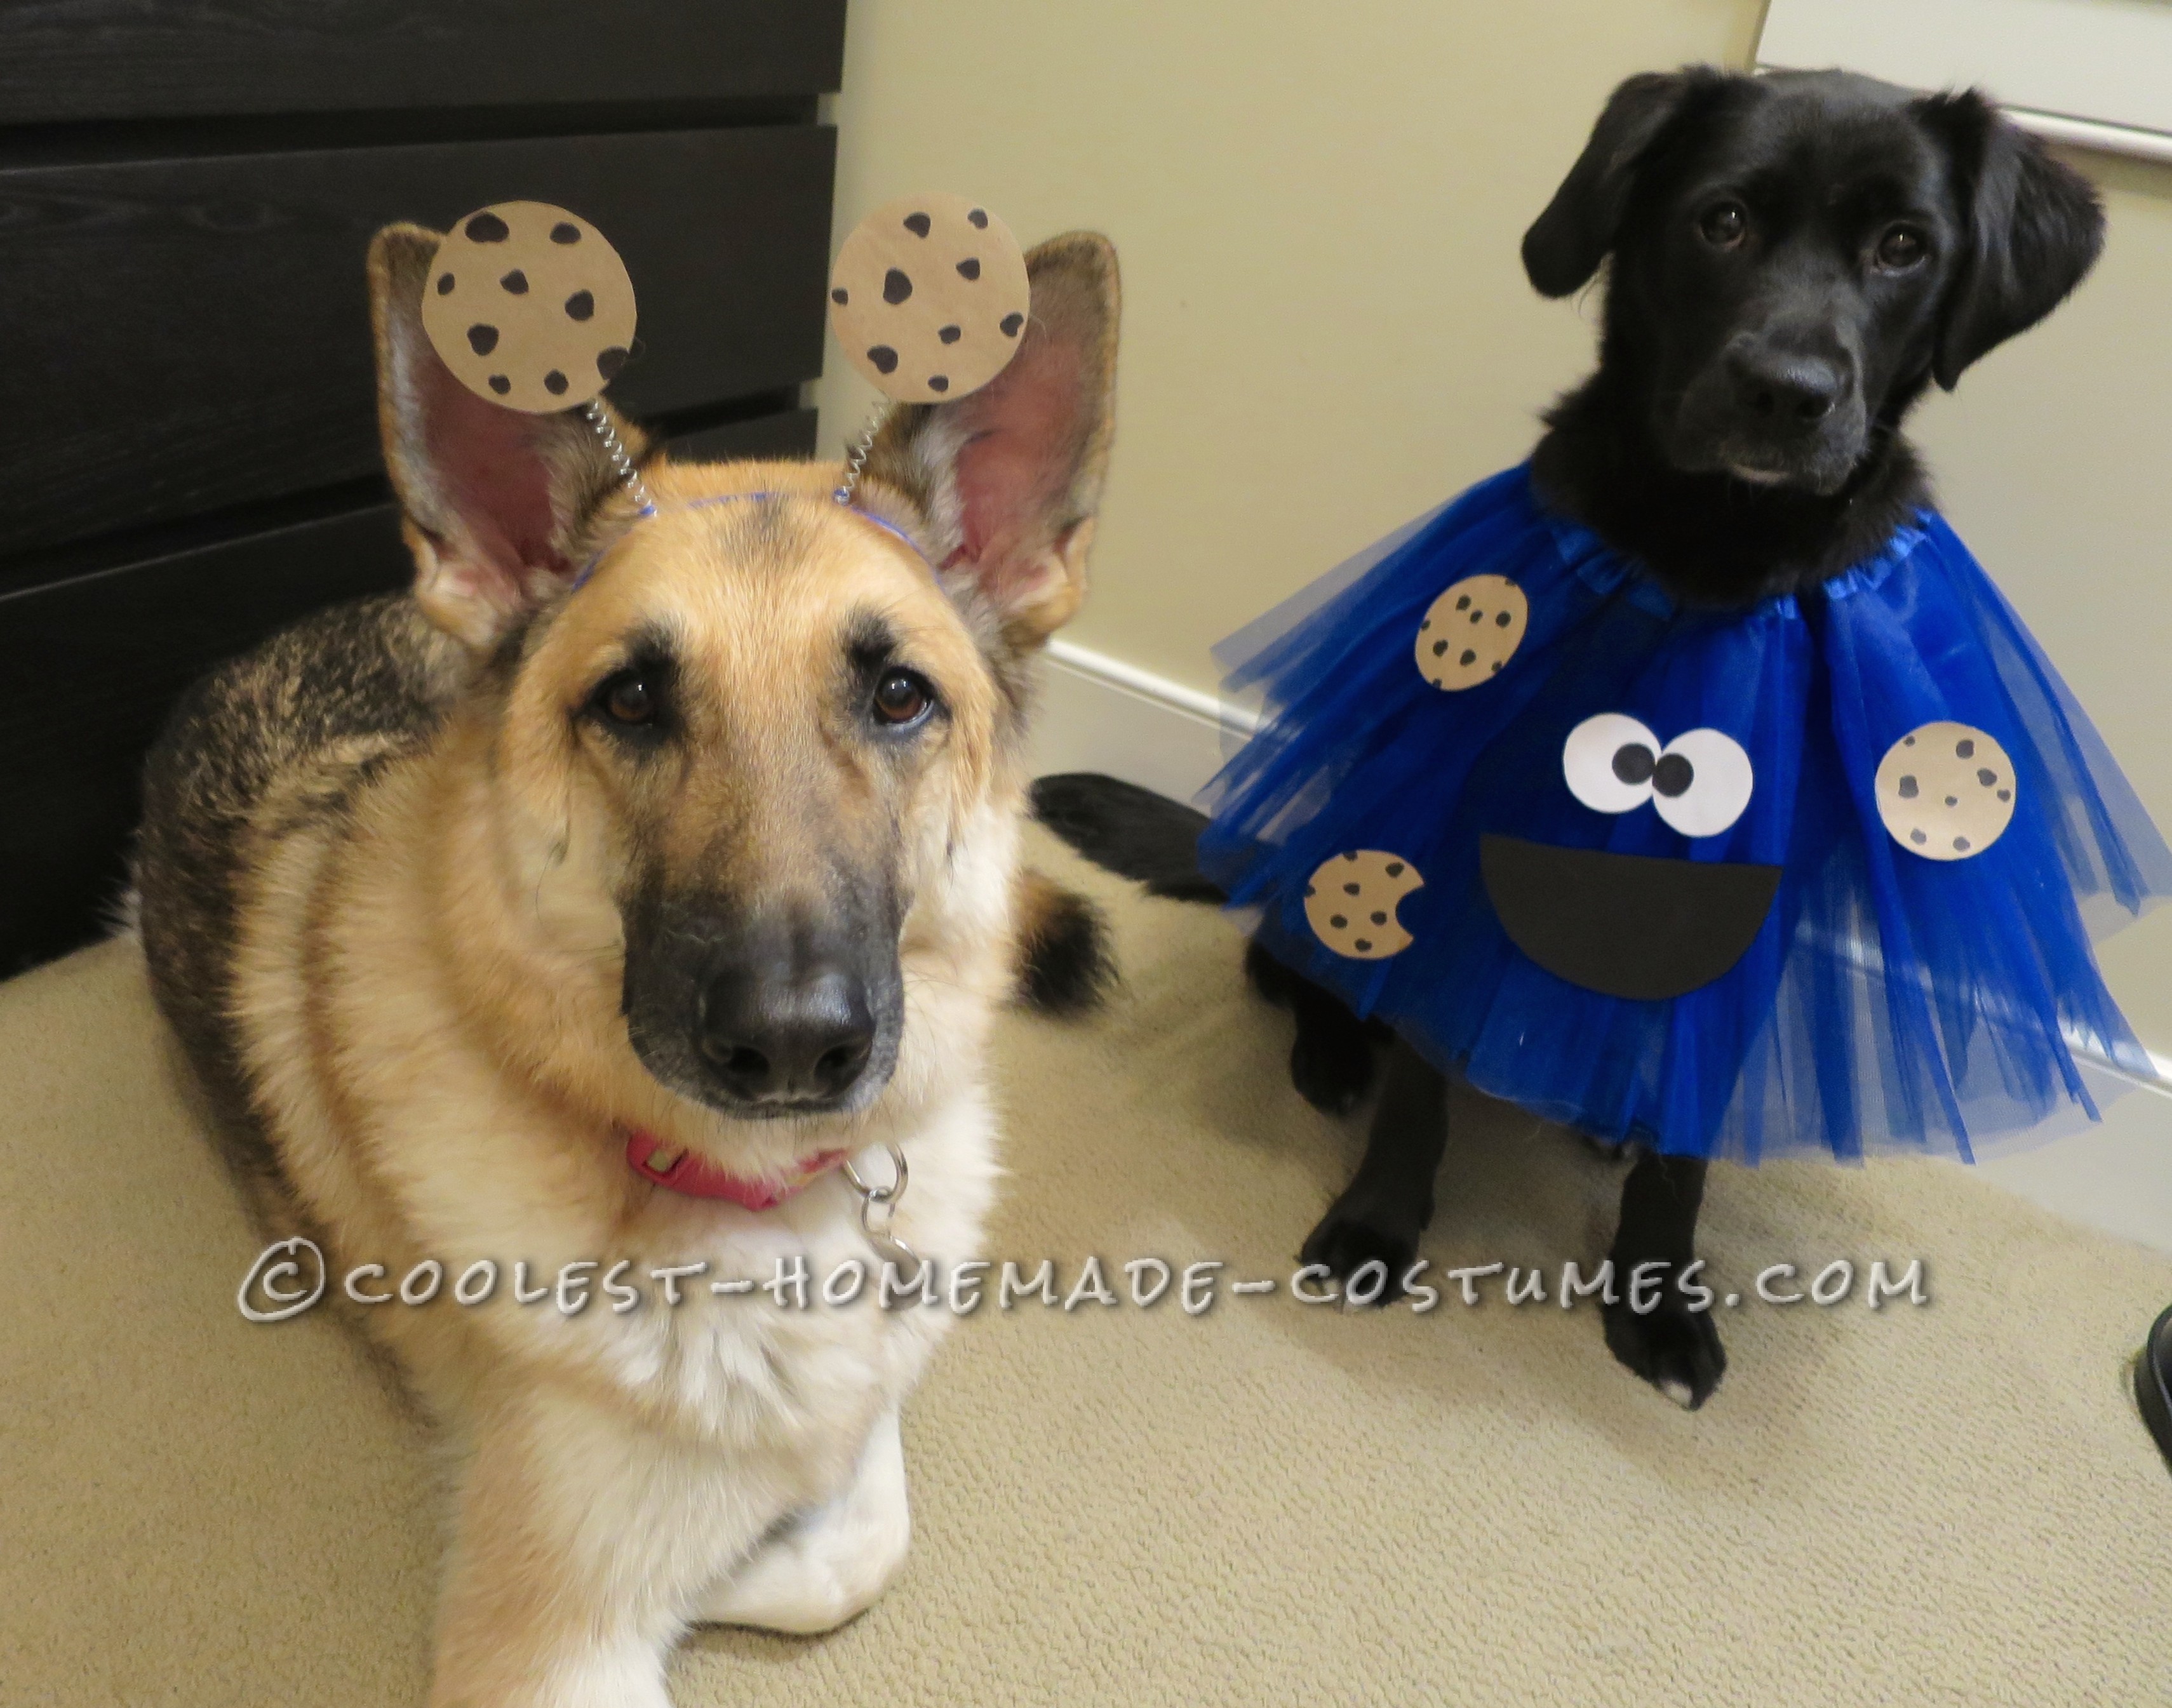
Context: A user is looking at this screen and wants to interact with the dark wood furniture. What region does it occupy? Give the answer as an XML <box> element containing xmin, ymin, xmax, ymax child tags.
<box><xmin>0</xmin><ymin>1</ymin><xmax>847</xmax><ymax>971</ymax></box>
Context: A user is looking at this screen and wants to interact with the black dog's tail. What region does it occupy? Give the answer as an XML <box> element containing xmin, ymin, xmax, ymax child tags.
<box><xmin>1029</xmin><ymin>773</ymin><xmax>1227</xmax><ymax>903</ymax></box>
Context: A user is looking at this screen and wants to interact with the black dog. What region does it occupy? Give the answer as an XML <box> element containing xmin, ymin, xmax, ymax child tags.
<box><xmin>1038</xmin><ymin>67</ymin><xmax>2103</xmax><ymax>1407</ymax></box>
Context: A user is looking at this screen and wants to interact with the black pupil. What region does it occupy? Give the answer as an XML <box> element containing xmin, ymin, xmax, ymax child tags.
<box><xmin>1881</xmin><ymin>228</ymin><xmax>1921</xmax><ymax>265</ymax></box>
<box><xmin>607</xmin><ymin>677</ymin><xmax>652</xmax><ymax>722</ymax></box>
<box><xmin>1653</xmin><ymin>752</ymin><xmax>1694</xmax><ymax>798</ymax></box>
<box><xmin>1704</xmin><ymin>204</ymin><xmax>1743</xmax><ymax>243</ymax></box>
<box><xmin>1612</xmin><ymin>744</ymin><xmax>1656</xmax><ymax>786</ymax></box>
<box><xmin>875</xmin><ymin>671</ymin><xmax>926</xmax><ymax>723</ymax></box>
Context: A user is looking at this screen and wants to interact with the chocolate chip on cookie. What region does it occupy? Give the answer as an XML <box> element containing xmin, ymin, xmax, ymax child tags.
<box><xmin>422</xmin><ymin>203</ymin><xmax>636</xmax><ymax>413</ymax></box>
<box><xmin>1874</xmin><ymin>721</ymin><xmax>2016</xmax><ymax>862</ymax></box>
<box><xmin>1416</xmin><ymin>574</ymin><xmax>1528</xmax><ymax>691</ymax></box>
<box><xmin>1303</xmin><ymin>850</ymin><xmax>1425</xmax><ymax>959</ymax></box>
<box><xmin>829</xmin><ymin>194</ymin><xmax>1031</xmax><ymax>404</ymax></box>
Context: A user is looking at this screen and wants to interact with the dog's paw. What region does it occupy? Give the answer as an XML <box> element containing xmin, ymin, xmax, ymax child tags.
<box><xmin>1602</xmin><ymin>1288</ymin><xmax>1727</xmax><ymax>1410</ymax></box>
<box><xmin>1300</xmin><ymin>1198</ymin><xmax>1421</xmax><ymax>1302</ymax></box>
<box><xmin>696</xmin><ymin>1409</ymin><xmax>911</xmax><ymax>1635</ymax></box>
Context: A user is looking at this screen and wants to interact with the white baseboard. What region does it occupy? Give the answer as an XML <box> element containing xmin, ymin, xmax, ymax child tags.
<box><xmin>1028</xmin><ymin>639</ymin><xmax>2172</xmax><ymax>1254</ymax></box>
<box><xmin>1028</xmin><ymin>638</ymin><xmax>1254</xmax><ymax>803</ymax></box>
<box><xmin>1980</xmin><ymin>1079</ymin><xmax>2172</xmax><ymax>1254</ymax></box>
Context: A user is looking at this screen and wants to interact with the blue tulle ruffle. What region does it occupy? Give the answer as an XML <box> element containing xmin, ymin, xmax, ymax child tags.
<box><xmin>1199</xmin><ymin>465</ymin><xmax>2171</xmax><ymax>1163</ymax></box>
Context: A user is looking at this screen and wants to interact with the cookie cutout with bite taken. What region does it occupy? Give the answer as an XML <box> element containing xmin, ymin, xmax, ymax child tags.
<box><xmin>829</xmin><ymin>193</ymin><xmax>1032</xmax><ymax>405</ymax></box>
<box><xmin>1416</xmin><ymin>575</ymin><xmax>1528</xmax><ymax>690</ymax></box>
<box><xmin>420</xmin><ymin>203</ymin><xmax>637</xmax><ymax>413</ymax></box>
<box><xmin>1304</xmin><ymin>850</ymin><xmax>1425</xmax><ymax>960</ymax></box>
<box><xmin>1874</xmin><ymin>721</ymin><xmax>2016</xmax><ymax>861</ymax></box>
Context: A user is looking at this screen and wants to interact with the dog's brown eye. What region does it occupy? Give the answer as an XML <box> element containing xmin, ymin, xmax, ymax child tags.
<box><xmin>1875</xmin><ymin>225</ymin><xmax>1927</xmax><ymax>270</ymax></box>
<box><xmin>872</xmin><ymin>669</ymin><xmax>933</xmax><ymax>727</ymax></box>
<box><xmin>1698</xmin><ymin>201</ymin><xmax>1748</xmax><ymax>248</ymax></box>
<box><xmin>601</xmin><ymin>674</ymin><xmax>656</xmax><ymax>726</ymax></box>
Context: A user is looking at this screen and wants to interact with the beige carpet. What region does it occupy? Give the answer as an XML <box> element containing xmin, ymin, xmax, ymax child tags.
<box><xmin>6</xmin><ymin>826</ymin><xmax>2169</xmax><ymax>1707</ymax></box>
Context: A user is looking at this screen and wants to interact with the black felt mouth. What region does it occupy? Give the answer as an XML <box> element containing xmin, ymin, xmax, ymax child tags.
<box><xmin>1480</xmin><ymin>834</ymin><xmax>1780</xmax><ymax>1002</ymax></box>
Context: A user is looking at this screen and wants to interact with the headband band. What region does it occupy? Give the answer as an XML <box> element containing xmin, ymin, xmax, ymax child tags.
<box><xmin>569</xmin><ymin>491</ymin><xmax>928</xmax><ymax>593</ymax></box>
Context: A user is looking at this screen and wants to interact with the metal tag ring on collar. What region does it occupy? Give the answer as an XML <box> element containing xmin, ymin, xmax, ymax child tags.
<box><xmin>842</xmin><ymin>1143</ymin><xmax>908</xmax><ymax>1208</ymax></box>
<box><xmin>844</xmin><ymin>1144</ymin><xmax>922</xmax><ymax>1290</ymax></box>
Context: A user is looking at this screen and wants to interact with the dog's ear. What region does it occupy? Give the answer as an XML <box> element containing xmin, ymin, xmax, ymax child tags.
<box><xmin>367</xmin><ymin>224</ymin><xmax>647</xmax><ymax>651</ymax></box>
<box><xmin>1914</xmin><ymin>91</ymin><xmax>2105</xmax><ymax>390</ymax></box>
<box><xmin>1522</xmin><ymin>69</ymin><xmax>1709</xmax><ymax>298</ymax></box>
<box><xmin>859</xmin><ymin>231</ymin><xmax>1119</xmax><ymax>651</ymax></box>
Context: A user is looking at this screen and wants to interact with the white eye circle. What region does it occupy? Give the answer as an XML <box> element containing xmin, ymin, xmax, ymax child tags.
<box><xmin>1651</xmin><ymin>728</ymin><xmax>1755</xmax><ymax>837</ymax></box>
<box><xmin>1564</xmin><ymin>713</ymin><xmax>1661</xmax><ymax>815</ymax></box>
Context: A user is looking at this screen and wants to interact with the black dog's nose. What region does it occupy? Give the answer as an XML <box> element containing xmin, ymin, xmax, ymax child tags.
<box><xmin>699</xmin><ymin>965</ymin><xmax>875</xmax><ymax>1104</ymax></box>
<box><xmin>1726</xmin><ymin>348</ymin><xmax>1842</xmax><ymax>425</ymax></box>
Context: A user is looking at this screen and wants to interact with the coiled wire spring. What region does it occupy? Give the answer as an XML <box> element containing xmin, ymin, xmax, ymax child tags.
<box><xmin>584</xmin><ymin>399</ymin><xmax>655</xmax><ymax>513</ymax></box>
<box><xmin>833</xmin><ymin>399</ymin><xmax>890</xmax><ymax>505</ymax></box>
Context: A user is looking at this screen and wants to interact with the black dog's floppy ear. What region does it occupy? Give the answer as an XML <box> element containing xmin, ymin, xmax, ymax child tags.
<box><xmin>1915</xmin><ymin>90</ymin><xmax>2105</xmax><ymax>390</ymax></box>
<box><xmin>1522</xmin><ymin>69</ymin><xmax>1707</xmax><ymax>298</ymax></box>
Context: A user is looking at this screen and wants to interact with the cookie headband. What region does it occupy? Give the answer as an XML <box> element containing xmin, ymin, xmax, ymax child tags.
<box><xmin>420</xmin><ymin>193</ymin><xmax>1034</xmax><ymax>557</ymax></box>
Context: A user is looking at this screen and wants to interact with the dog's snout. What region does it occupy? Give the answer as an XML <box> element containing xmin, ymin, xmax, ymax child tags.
<box><xmin>622</xmin><ymin>894</ymin><xmax>903</xmax><ymax>1120</ymax></box>
<box><xmin>699</xmin><ymin>962</ymin><xmax>876</xmax><ymax>1105</ymax></box>
<box><xmin>1725</xmin><ymin>345</ymin><xmax>1844</xmax><ymax>427</ymax></box>
<box><xmin>1664</xmin><ymin>323</ymin><xmax>1868</xmax><ymax>494</ymax></box>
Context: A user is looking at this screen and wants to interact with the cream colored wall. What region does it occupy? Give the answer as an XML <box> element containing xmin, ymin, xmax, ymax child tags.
<box><xmin>1902</xmin><ymin>147</ymin><xmax>2172</xmax><ymax>1039</ymax></box>
<box><xmin>814</xmin><ymin>0</ymin><xmax>2172</xmax><ymax>1046</ymax></box>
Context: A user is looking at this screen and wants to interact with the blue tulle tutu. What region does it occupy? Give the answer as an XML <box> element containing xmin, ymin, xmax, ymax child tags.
<box><xmin>1199</xmin><ymin>464</ymin><xmax>2172</xmax><ymax>1163</ymax></box>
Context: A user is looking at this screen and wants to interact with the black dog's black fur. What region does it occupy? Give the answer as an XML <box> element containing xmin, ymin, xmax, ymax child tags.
<box><xmin>1038</xmin><ymin>69</ymin><xmax>2104</xmax><ymax>1408</ymax></box>
<box><xmin>1031</xmin><ymin>773</ymin><xmax>1228</xmax><ymax>904</ymax></box>
<box><xmin>1527</xmin><ymin>69</ymin><xmax>2102</xmax><ymax>606</ymax></box>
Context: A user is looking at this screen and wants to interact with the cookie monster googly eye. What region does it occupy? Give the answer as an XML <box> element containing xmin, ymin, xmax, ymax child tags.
<box><xmin>1649</xmin><ymin>728</ymin><xmax>1753</xmax><ymax>837</ymax></box>
<box><xmin>1562</xmin><ymin>715</ymin><xmax>1753</xmax><ymax>837</ymax></box>
<box><xmin>1564</xmin><ymin>713</ymin><xmax>1660</xmax><ymax>813</ymax></box>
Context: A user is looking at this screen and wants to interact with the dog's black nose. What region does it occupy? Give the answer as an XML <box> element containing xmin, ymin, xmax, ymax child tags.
<box><xmin>699</xmin><ymin>966</ymin><xmax>875</xmax><ymax>1105</ymax></box>
<box><xmin>1726</xmin><ymin>347</ymin><xmax>1842</xmax><ymax>427</ymax></box>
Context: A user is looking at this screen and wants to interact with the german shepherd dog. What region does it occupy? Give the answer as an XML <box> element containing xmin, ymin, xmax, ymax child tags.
<box><xmin>1038</xmin><ymin>69</ymin><xmax>2103</xmax><ymax>1408</ymax></box>
<box><xmin>135</xmin><ymin>219</ymin><xmax>1118</xmax><ymax>1704</ymax></box>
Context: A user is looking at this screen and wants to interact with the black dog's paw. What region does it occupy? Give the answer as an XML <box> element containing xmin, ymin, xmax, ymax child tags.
<box><xmin>1290</xmin><ymin>1027</ymin><xmax>1375</xmax><ymax>1116</ymax></box>
<box><xmin>1300</xmin><ymin>1197</ymin><xmax>1421</xmax><ymax>1302</ymax></box>
<box><xmin>1602</xmin><ymin>1288</ymin><xmax>1727</xmax><ymax>1410</ymax></box>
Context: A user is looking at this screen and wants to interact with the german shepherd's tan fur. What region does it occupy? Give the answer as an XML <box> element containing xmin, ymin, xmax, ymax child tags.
<box><xmin>136</xmin><ymin>220</ymin><xmax>1119</xmax><ymax>1706</ymax></box>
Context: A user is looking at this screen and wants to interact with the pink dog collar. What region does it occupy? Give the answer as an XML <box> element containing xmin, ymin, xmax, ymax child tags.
<box><xmin>626</xmin><ymin>1130</ymin><xmax>848</xmax><ymax>1210</ymax></box>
